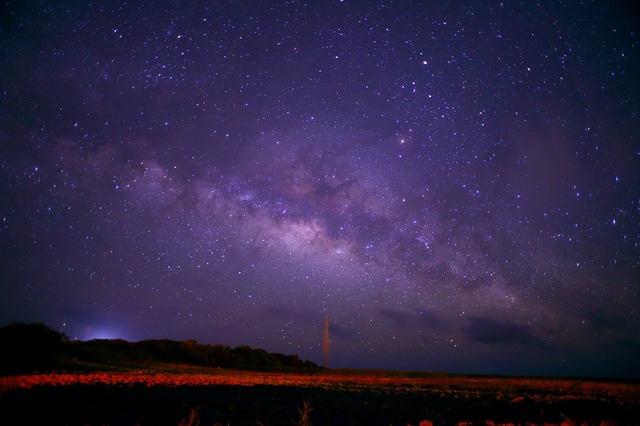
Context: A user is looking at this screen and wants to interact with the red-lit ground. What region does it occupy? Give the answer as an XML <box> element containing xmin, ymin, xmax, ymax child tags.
<box><xmin>1</xmin><ymin>367</ymin><xmax>639</xmax><ymax>425</ymax></box>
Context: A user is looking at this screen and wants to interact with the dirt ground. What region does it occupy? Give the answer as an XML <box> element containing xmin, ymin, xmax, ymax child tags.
<box><xmin>1</xmin><ymin>370</ymin><xmax>638</xmax><ymax>425</ymax></box>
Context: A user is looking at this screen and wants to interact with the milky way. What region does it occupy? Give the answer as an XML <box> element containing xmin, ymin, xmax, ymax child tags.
<box><xmin>1</xmin><ymin>1</ymin><xmax>639</xmax><ymax>378</ymax></box>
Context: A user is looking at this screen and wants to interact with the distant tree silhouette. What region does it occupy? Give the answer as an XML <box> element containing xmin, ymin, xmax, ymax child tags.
<box><xmin>0</xmin><ymin>322</ymin><xmax>67</xmax><ymax>374</ymax></box>
<box><xmin>0</xmin><ymin>321</ymin><xmax>319</xmax><ymax>373</ymax></box>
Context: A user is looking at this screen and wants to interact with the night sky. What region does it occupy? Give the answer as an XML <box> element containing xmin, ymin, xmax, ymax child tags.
<box><xmin>1</xmin><ymin>1</ymin><xmax>639</xmax><ymax>379</ymax></box>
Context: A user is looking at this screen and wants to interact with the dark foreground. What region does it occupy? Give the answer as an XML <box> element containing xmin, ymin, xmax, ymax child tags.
<box><xmin>1</xmin><ymin>370</ymin><xmax>639</xmax><ymax>425</ymax></box>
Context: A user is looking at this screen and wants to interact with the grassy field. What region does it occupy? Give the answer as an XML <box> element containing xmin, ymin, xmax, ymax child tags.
<box><xmin>1</xmin><ymin>362</ymin><xmax>639</xmax><ymax>425</ymax></box>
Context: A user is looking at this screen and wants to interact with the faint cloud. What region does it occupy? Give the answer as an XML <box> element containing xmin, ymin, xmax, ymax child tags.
<box><xmin>329</xmin><ymin>323</ymin><xmax>358</xmax><ymax>341</ymax></box>
<box><xmin>379</xmin><ymin>308</ymin><xmax>413</xmax><ymax>327</ymax></box>
<box><xmin>378</xmin><ymin>307</ymin><xmax>444</xmax><ymax>330</ymax></box>
<box><xmin>264</xmin><ymin>305</ymin><xmax>305</xmax><ymax>321</ymax></box>
<box><xmin>416</xmin><ymin>309</ymin><xmax>443</xmax><ymax>329</ymax></box>
<box><xmin>584</xmin><ymin>312</ymin><xmax>625</xmax><ymax>333</ymax></box>
<box><xmin>464</xmin><ymin>316</ymin><xmax>553</xmax><ymax>351</ymax></box>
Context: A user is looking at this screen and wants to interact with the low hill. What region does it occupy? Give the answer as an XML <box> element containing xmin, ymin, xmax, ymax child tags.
<box><xmin>0</xmin><ymin>322</ymin><xmax>319</xmax><ymax>375</ymax></box>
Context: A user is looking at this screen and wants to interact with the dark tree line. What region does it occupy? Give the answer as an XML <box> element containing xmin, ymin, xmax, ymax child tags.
<box><xmin>0</xmin><ymin>322</ymin><xmax>67</xmax><ymax>374</ymax></box>
<box><xmin>0</xmin><ymin>322</ymin><xmax>318</xmax><ymax>375</ymax></box>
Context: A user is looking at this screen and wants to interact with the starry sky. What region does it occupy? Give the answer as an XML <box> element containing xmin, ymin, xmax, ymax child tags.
<box><xmin>1</xmin><ymin>1</ymin><xmax>639</xmax><ymax>379</ymax></box>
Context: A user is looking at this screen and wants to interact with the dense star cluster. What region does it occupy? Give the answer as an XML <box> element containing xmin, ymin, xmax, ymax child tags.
<box><xmin>1</xmin><ymin>1</ymin><xmax>639</xmax><ymax>378</ymax></box>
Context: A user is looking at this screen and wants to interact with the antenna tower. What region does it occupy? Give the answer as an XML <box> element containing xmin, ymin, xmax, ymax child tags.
<box><xmin>323</xmin><ymin>315</ymin><xmax>330</xmax><ymax>368</ymax></box>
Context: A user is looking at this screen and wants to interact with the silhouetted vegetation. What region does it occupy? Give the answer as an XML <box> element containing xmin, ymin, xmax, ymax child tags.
<box><xmin>0</xmin><ymin>322</ymin><xmax>67</xmax><ymax>375</ymax></box>
<box><xmin>63</xmin><ymin>338</ymin><xmax>317</xmax><ymax>370</ymax></box>
<box><xmin>0</xmin><ymin>322</ymin><xmax>318</xmax><ymax>375</ymax></box>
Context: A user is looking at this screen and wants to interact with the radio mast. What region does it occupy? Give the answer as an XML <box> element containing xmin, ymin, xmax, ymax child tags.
<box><xmin>323</xmin><ymin>315</ymin><xmax>330</xmax><ymax>368</ymax></box>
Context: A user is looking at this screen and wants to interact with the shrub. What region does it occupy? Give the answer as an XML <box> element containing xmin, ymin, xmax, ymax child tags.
<box><xmin>0</xmin><ymin>322</ymin><xmax>67</xmax><ymax>374</ymax></box>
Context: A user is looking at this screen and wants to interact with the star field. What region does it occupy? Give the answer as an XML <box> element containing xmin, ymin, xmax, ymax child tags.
<box><xmin>1</xmin><ymin>1</ymin><xmax>639</xmax><ymax>378</ymax></box>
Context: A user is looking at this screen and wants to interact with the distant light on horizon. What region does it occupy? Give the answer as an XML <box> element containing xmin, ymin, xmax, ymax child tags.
<box><xmin>80</xmin><ymin>326</ymin><xmax>131</xmax><ymax>341</ymax></box>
